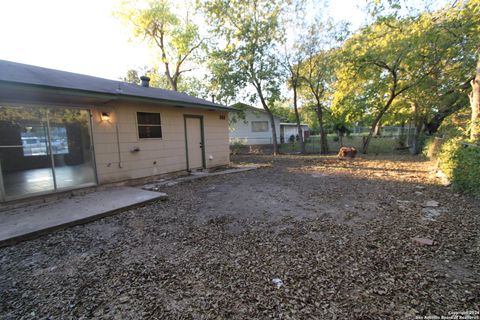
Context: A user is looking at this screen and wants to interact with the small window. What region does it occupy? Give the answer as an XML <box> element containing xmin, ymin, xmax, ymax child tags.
<box><xmin>251</xmin><ymin>121</ymin><xmax>269</xmax><ymax>132</ymax></box>
<box><xmin>137</xmin><ymin>112</ymin><xmax>162</xmax><ymax>139</ymax></box>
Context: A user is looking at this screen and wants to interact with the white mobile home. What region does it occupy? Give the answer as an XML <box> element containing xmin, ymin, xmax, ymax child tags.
<box><xmin>229</xmin><ymin>103</ymin><xmax>281</xmax><ymax>145</ymax></box>
<box><xmin>280</xmin><ymin>123</ymin><xmax>310</xmax><ymax>143</ymax></box>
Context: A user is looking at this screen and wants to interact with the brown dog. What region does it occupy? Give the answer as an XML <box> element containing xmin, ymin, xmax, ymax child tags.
<box><xmin>338</xmin><ymin>147</ymin><xmax>357</xmax><ymax>158</ymax></box>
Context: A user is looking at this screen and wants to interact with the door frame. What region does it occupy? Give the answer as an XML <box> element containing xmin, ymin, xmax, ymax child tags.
<box><xmin>183</xmin><ymin>114</ymin><xmax>206</xmax><ymax>171</ymax></box>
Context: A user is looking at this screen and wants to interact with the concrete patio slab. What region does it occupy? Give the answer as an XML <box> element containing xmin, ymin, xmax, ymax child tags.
<box><xmin>0</xmin><ymin>187</ymin><xmax>167</xmax><ymax>247</ymax></box>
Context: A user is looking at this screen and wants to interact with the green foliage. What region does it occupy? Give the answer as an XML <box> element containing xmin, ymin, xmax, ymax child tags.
<box><xmin>422</xmin><ymin>136</ymin><xmax>435</xmax><ymax>158</ymax></box>
<box><xmin>331</xmin><ymin>0</ymin><xmax>480</xmax><ymax>152</ymax></box>
<box><xmin>116</xmin><ymin>0</ymin><xmax>205</xmax><ymax>91</ymax></box>
<box><xmin>230</xmin><ymin>139</ymin><xmax>247</xmax><ymax>155</ymax></box>
<box><xmin>121</xmin><ymin>67</ymin><xmax>210</xmax><ymax>98</ymax></box>
<box><xmin>332</xmin><ymin>121</ymin><xmax>351</xmax><ymax>137</ymax></box>
<box><xmin>438</xmin><ymin>137</ymin><xmax>480</xmax><ymax>196</ymax></box>
<box><xmin>121</xmin><ymin>69</ymin><xmax>142</xmax><ymax>84</ymax></box>
<box><xmin>203</xmin><ymin>0</ymin><xmax>285</xmax><ymax>105</ymax></box>
<box><xmin>269</xmin><ymin>101</ymin><xmax>297</xmax><ymax>123</ymax></box>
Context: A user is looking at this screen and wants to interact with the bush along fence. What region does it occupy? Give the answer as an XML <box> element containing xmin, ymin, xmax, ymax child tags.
<box><xmin>424</xmin><ymin>137</ymin><xmax>480</xmax><ymax>196</ymax></box>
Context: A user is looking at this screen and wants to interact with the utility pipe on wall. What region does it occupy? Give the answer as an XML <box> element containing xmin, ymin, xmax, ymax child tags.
<box><xmin>115</xmin><ymin>121</ymin><xmax>122</xmax><ymax>169</ymax></box>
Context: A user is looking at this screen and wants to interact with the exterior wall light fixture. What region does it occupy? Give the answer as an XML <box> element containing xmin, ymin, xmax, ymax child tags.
<box><xmin>101</xmin><ymin>112</ymin><xmax>111</xmax><ymax>122</ymax></box>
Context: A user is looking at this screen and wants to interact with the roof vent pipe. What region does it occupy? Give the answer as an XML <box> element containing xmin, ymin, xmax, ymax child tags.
<box><xmin>140</xmin><ymin>76</ymin><xmax>150</xmax><ymax>87</ymax></box>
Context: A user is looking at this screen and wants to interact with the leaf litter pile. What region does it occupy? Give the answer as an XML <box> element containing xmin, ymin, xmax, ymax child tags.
<box><xmin>0</xmin><ymin>154</ymin><xmax>479</xmax><ymax>319</ymax></box>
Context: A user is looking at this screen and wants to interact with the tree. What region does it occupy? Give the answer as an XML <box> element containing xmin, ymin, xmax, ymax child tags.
<box><xmin>386</xmin><ymin>0</ymin><xmax>480</xmax><ymax>149</ymax></box>
<box><xmin>279</xmin><ymin>0</ymin><xmax>308</xmax><ymax>154</ymax></box>
<box><xmin>408</xmin><ymin>0</ymin><xmax>479</xmax><ymax>144</ymax></box>
<box><xmin>121</xmin><ymin>67</ymin><xmax>210</xmax><ymax>98</ymax></box>
<box><xmin>471</xmin><ymin>53</ymin><xmax>480</xmax><ymax>141</ymax></box>
<box><xmin>332</xmin><ymin>121</ymin><xmax>350</xmax><ymax>147</ymax></box>
<box><xmin>203</xmin><ymin>0</ymin><xmax>285</xmax><ymax>154</ymax></box>
<box><xmin>335</xmin><ymin>13</ymin><xmax>446</xmax><ymax>154</ymax></box>
<box><xmin>298</xmin><ymin>20</ymin><xmax>347</xmax><ymax>154</ymax></box>
<box><xmin>282</xmin><ymin>49</ymin><xmax>306</xmax><ymax>153</ymax></box>
<box><xmin>341</xmin><ymin>0</ymin><xmax>480</xmax><ymax>154</ymax></box>
<box><xmin>121</xmin><ymin>69</ymin><xmax>142</xmax><ymax>85</ymax></box>
<box><xmin>116</xmin><ymin>0</ymin><xmax>205</xmax><ymax>91</ymax></box>
<box><xmin>269</xmin><ymin>100</ymin><xmax>297</xmax><ymax>123</ymax></box>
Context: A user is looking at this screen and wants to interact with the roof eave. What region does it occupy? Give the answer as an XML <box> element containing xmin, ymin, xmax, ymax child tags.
<box><xmin>0</xmin><ymin>81</ymin><xmax>239</xmax><ymax>112</ymax></box>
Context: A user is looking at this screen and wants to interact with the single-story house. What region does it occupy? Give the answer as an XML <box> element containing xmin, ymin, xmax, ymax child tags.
<box><xmin>280</xmin><ymin>123</ymin><xmax>310</xmax><ymax>143</ymax></box>
<box><xmin>228</xmin><ymin>103</ymin><xmax>281</xmax><ymax>145</ymax></box>
<box><xmin>0</xmin><ymin>59</ymin><xmax>234</xmax><ymax>203</ymax></box>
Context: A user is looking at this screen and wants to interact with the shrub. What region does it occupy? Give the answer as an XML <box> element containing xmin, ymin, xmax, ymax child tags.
<box><xmin>423</xmin><ymin>136</ymin><xmax>445</xmax><ymax>159</ymax></box>
<box><xmin>422</xmin><ymin>136</ymin><xmax>435</xmax><ymax>157</ymax></box>
<box><xmin>438</xmin><ymin>137</ymin><xmax>480</xmax><ymax>196</ymax></box>
<box><xmin>230</xmin><ymin>139</ymin><xmax>246</xmax><ymax>155</ymax></box>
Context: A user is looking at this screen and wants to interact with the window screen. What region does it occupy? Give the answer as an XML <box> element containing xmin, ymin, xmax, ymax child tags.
<box><xmin>251</xmin><ymin>121</ymin><xmax>269</xmax><ymax>132</ymax></box>
<box><xmin>137</xmin><ymin>112</ymin><xmax>162</xmax><ymax>138</ymax></box>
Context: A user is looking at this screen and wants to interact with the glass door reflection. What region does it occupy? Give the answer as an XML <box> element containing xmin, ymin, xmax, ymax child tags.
<box><xmin>0</xmin><ymin>105</ymin><xmax>96</xmax><ymax>201</ymax></box>
<box><xmin>48</xmin><ymin>108</ymin><xmax>96</xmax><ymax>190</ymax></box>
<box><xmin>0</xmin><ymin>106</ymin><xmax>55</xmax><ymax>198</ymax></box>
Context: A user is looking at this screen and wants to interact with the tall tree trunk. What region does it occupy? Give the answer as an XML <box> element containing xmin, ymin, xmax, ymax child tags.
<box><xmin>470</xmin><ymin>57</ymin><xmax>480</xmax><ymax>141</ymax></box>
<box><xmin>373</xmin><ymin>121</ymin><xmax>382</xmax><ymax>136</ymax></box>
<box><xmin>362</xmin><ymin>111</ymin><xmax>385</xmax><ymax>154</ymax></box>
<box><xmin>362</xmin><ymin>93</ymin><xmax>396</xmax><ymax>154</ymax></box>
<box><xmin>256</xmin><ymin>84</ymin><xmax>278</xmax><ymax>155</ymax></box>
<box><xmin>410</xmin><ymin>122</ymin><xmax>424</xmax><ymax>154</ymax></box>
<box><xmin>267</xmin><ymin>111</ymin><xmax>279</xmax><ymax>155</ymax></box>
<box><xmin>315</xmin><ymin>102</ymin><xmax>328</xmax><ymax>154</ymax></box>
<box><xmin>292</xmin><ymin>84</ymin><xmax>305</xmax><ymax>154</ymax></box>
<box><xmin>424</xmin><ymin>114</ymin><xmax>446</xmax><ymax>136</ymax></box>
<box><xmin>398</xmin><ymin>122</ymin><xmax>407</xmax><ymax>148</ymax></box>
<box><xmin>409</xmin><ymin>101</ymin><xmax>424</xmax><ymax>155</ymax></box>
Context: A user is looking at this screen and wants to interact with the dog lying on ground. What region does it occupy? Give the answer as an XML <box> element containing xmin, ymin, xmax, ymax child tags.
<box><xmin>337</xmin><ymin>147</ymin><xmax>357</xmax><ymax>158</ymax></box>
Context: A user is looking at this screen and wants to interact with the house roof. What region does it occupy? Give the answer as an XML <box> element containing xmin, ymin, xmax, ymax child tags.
<box><xmin>280</xmin><ymin>123</ymin><xmax>309</xmax><ymax>127</ymax></box>
<box><xmin>230</xmin><ymin>102</ymin><xmax>281</xmax><ymax>119</ymax></box>
<box><xmin>0</xmin><ymin>59</ymin><xmax>234</xmax><ymax>112</ymax></box>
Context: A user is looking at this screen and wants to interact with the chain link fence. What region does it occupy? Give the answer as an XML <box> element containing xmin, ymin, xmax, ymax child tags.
<box><xmin>230</xmin><ymin>126</ymin><xmax>419</xmax><ymax>154</ymax></box>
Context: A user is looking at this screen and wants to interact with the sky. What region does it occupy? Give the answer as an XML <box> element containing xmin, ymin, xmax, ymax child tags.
<box><xmin>0</xmin><ymin>0</ymin><xmax>364</xmax><ymax>81</ymax></box>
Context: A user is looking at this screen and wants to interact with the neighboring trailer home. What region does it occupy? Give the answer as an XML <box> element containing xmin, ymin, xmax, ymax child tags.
<box><xmin>0</xmin><ymin>60</ymin><xmax>234</xmax><ymax>203</ymax></box>
<box><xmin>280</xmin><ymin>123</ymin><xmax>310</xmax><ymax>143</ymax></box>
<box><xmin>229</xmin><ymin>103</ymin><xmax>281</xmax><ymax>145</ymax></box>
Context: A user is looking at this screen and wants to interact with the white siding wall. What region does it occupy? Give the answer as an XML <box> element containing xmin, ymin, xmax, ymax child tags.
<box><xmin>91</xmin><ymin>102</ymin><xmax>230</xmax><ymax>184</ymax></box>
<box><xmin>229</xmin><ymin>110</ymin><xmax>281</xmax><ymax>145</ymax></box>
<box><xmin>281</xmin><ymin>124</ymin><xmax>309</xmax><ymax>141</ymax></box>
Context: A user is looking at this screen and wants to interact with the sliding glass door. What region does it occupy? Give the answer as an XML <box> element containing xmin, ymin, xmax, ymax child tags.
<box><xmin>0</xmin><ymin>106</ymin><xmax>55</xmax><ymax>198</ymax></box>
<box><xmin>48</xmin><ymin>108</ymin><xmax>96</xmax><ymax>190</ymax></box>
<box><xmin>0</xmin><ymin>105</ymin><xmax>96</xmax><ymax>201</ymax></box>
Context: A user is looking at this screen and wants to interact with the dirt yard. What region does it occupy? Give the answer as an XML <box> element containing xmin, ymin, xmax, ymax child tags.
<box><xmin>1</xmin><ymin>154</ymin><xmax>479</xmax><ymax>319</ymax></box>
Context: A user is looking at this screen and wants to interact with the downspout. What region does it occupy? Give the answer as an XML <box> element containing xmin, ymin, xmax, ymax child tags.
<box><xmin>98</xmin><ymin>97</ymin><xmax>123</xmax><ymax>169</ymax></box>
<box><xmin>114</xmin><ymin>86</ymin><xmax>123</xmax><ymax>169</ymax></box>
<box><xmin>115</xmin><ymin>122</ymin><xmax>123</xmax><ymax>169</ymax></box>
<box><xmin>112</xmin><ymin>87</ymin><xmax>123</xmax><ymax>169</ymax></box>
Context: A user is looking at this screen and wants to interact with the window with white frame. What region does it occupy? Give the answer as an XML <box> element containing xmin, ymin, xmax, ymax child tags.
<box><xmin>137</xmin><ymin>112</ymin><xmax>162</xmax><ymax>139</ymax></box>
<box><xmin>251</xmin><ymin>121</ymin><xmax>269</xmax><ymax>132</ymax></box>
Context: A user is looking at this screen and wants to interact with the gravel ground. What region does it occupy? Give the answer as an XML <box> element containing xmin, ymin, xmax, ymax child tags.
<box><xmin>0</xmin><ymin>154</ymin><xmax>479</xmax><ymax>319</ymax></box>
